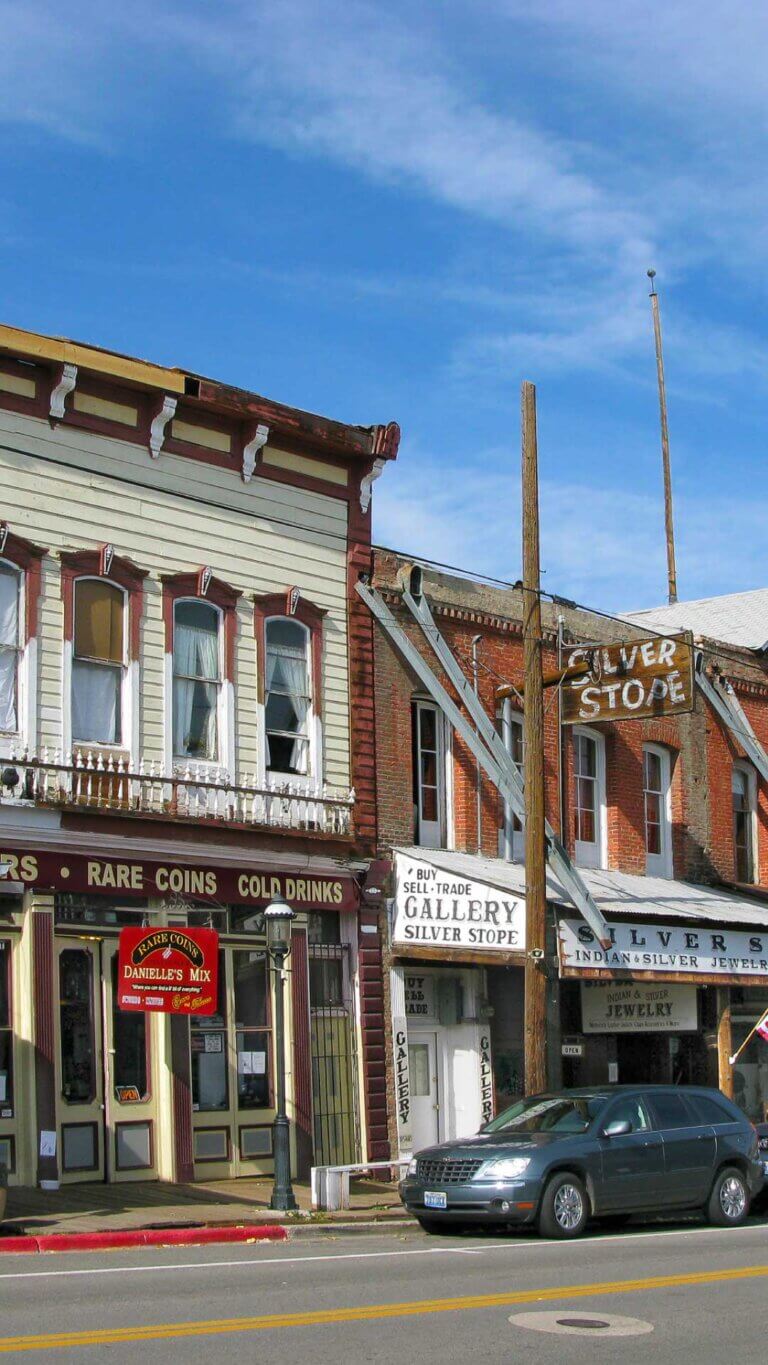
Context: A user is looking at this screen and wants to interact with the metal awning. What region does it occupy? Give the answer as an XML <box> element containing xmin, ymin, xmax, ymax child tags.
<box><xmin>393</xmin><ymin>846</ymin><xmax>768</xmax><ymax>930</ymax></box>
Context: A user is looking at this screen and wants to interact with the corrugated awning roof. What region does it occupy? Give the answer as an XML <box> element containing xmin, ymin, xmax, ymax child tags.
<box><xmin>624</xmin><ymin>587</ymin><xmax>768</xmax><ymax>651</ymax></box>
<box><xmin>393</xmin><ymin>847</ymin><xmax>768</xmax><ymax>928</ymax></box>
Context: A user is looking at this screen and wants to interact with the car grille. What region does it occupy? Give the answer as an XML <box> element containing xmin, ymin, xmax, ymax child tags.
<box><xmin>416</xmin><ymin>1158</ymin><xmax>483</xmax><ymax>1185</ymax></box>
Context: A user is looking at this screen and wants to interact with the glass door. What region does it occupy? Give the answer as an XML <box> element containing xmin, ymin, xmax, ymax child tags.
<box><xmin>103</xmin><ymin>941</ymin><xmax>159</xmax><ymax>1181</ymax></box>
<box><xmin>190</xmin><ymin>947</ymin><xmax>275</xmax><ymax>1177</ymax></box>
<box><xmin>56</xmin><ymin>940</ymin><xmax>105</xmax><ymax>1182</ymax></box>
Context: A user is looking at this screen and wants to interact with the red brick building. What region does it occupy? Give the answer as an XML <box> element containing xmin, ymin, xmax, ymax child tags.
<box><xmin>368</xmin><ymin>553</ymin><xmax>768</xmax><ymax>1157</ymax></box>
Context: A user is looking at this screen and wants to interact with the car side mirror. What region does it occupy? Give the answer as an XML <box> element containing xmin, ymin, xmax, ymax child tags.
<box><xmin>602</xmin><ymin>1118</ymin><xmax>632</xmax><ymax>1138</ymax></box>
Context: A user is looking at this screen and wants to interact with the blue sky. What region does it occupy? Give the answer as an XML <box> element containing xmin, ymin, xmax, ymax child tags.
<box><xmin>1</xmin><ymin>0</ymin><xmax>766</xmax><ymax>611</ymax></box>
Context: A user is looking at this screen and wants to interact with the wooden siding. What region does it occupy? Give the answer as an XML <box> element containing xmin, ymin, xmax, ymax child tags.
<box><xmin>0</xmin><ymin>408</ymin><xmax>351</xmax><ymax>788</ymax></box>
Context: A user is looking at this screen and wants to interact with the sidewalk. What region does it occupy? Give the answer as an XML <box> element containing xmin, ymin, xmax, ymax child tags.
<box><xmin>2</xmin><ymin>1175</ymin><xmax>410</xmax><ymax>1240</ymax></box>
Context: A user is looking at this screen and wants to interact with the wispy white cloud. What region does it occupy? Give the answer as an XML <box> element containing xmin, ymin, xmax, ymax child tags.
<box><xmin>374</xmin><ymin>449</ymin><xmax>767</xmax><ymax>611</ymax></box>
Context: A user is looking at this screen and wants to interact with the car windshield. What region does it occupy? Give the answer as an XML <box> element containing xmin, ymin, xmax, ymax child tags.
<box><xmin>484</xmin><ymin>1094</ymin><xmax>609</xmax><ymax>1135</ymax></box>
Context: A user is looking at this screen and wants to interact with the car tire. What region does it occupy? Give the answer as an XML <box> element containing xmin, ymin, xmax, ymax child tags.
<box><xmin>706</xmin><ymin>1167</ymin><xmax>750</xmax><ymax>1227</ymax></box>
<box><xmin>538</xmin><ymin>1172</ymin><xmax>590</xmax><ymax>1239</ymax></box>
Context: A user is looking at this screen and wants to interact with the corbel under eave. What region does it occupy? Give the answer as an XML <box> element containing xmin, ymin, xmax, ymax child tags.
<box><xmin>49</xmin><ymin>363</ymin><xmax>78</xmax><ymax>421</ymax></box>
<box><xmin>242</xmin><ymin>422</ymin><xmax>270</xmax><ymax>482</ymax></box>
<box><xmin>359</xmin><ymin>457</ymin><xmax>386</xmax><ymax>513</ymax></box>
<box><xmin>149</xmin><ymin>395</ymin><xmax>178</xmax><ymax>459</ymax></box>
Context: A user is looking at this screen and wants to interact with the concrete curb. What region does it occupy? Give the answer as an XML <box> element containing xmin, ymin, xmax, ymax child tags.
<box><xmin>0</xmin><ymin>1224</ymin><xmax>289</xmax><ymax>1255</ymax></box>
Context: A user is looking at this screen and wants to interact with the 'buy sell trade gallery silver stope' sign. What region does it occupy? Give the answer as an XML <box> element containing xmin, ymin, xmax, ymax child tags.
<box><xmin>561</xmin><ymin>633</ymin><xmax>694</xmax><ymax>725</ymax></box>
<box><xmin>393</xmin><ymin>854</ymin><xmax>525</xmax><ymax>952</ymax></box>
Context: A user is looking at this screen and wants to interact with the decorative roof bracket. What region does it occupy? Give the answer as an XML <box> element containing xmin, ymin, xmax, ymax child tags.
<box><xmin>149</xmin><ymin>395</ymin><xmax>177</xmax><ymax>459</ymax></box>
<box><xmin>359</xmin><ymin>458</ymin><xmax>386</xmax><ymax>513</ymax></box>
<box><xmin>242</xmin><ymin>423</ymin><xmax>270</xmax><ymax>482</ymax></box>
<box><xmin>49</xmin><ymin>363</ymin><xmax>77</xmax><ymax>421</ymax></box>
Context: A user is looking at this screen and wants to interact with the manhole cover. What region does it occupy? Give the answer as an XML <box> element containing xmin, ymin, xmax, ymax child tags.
<box><xmin>509</xmin><ymin>1311</ymin><xmax>654</xmax><ymax>1337</ymax></box>
<box><xmin>557</xmin><ymin>1318</ymin><xmax>610</xmax><ymax>1329</ymax></box>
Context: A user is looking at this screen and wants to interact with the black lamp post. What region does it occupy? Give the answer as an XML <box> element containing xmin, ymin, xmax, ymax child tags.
<box><xmin>264</xmin><ymin>898</ymin><xmax>298</xmax><ymax>1212</ymax></box>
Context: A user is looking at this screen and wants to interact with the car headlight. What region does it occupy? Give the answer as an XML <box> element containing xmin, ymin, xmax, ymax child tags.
<box><xmin>407</xmin><ymin>1158</ymin><xmax>418</xmax><ymax>1176</ymax></box>
<box><xmin>473</xmin><ymin>1157</ymin><xmax>531</xmax><ymax>1181</ymax></box>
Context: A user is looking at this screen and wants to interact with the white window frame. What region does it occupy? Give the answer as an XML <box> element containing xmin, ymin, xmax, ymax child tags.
<box><xmin>0</xmin><ymin>559</ymin><xmax>31</xmax><ymax>749</ymax></box>
<box><xmin>643</xmin><ymin>743</ymin><xmax>673</xmax><ymax>878</ymax></box>
<box><xmin>413</xmin><ymin>697</ymin><xmax>450</xmax><ymax>849</ymax></box>
<box><xmin>261</xmin><ymin>615</ymin><xmax>320</xmax><ymax>788</ymax></box>
<box><xmin>65</xmin><ymin>576</ymin><xmax>133</xmax><ymax>758</ymax></box>
<box><xmin>499</xmin><ymin>698</ymin><xmax>524</xmax><ymax>861</ymax></box>
<box><xmin>573</xmin><ymin>725</ymin><xmax>607</xmax><ymax>869</ymax></box>
<box><xmin>732</xmin><ymin>761</ymin><xmax>757</xmax><ymax>885</ymax></box>
<box><xmin>167</xmin><ymin>596</ymin><xmax>231</xmax><ymax>775</ymax></box>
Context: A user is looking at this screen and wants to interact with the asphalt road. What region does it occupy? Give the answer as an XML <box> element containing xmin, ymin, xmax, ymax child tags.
<box><xmin>1</xmin><ymin>1215</ymin><xmax>768</xmax><ymax>1362</ymax></box>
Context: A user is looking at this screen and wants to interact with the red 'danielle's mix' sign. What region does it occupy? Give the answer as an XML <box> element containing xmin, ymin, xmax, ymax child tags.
<box><xmin>117</xmin><ymin>927</ymin><xmax>219</xmax><ymax>1015</ymax></box>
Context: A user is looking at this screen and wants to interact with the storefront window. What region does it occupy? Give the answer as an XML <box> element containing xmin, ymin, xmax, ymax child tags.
<box><xmin>110</xmin><ymin>958</ymin><xmax>148</xmax><ymax>1099</ymax></box>
<box><xmin>191</xmin><ymin>951</ymin><xmax>228</xmax><ymax>1111</ymax></box>
<box><xmin>234</xmin><ymin>950</ymin><xmax>271</xmax><ymax>1109</ymax></box>
<box><xmin>59</xmin><ymin>949</ymin><xmax>96</xmax><ymax>1103</ymax></box>
<box><xmin>731</xmin><ymin>987</ymin><xmax>768</xmax><ymax>1120</ymax></box>
<box><xmin>308</xmin><ymin>914</ymin><xmax>345</xmax><ymax>1008</ymax></box>
<box><xmin>0</xmin><ymin>940</ymin><xmax>13</xmax><ymax>1111</ymax></box>
<box><xmin>55</xmin><ymin>895</ymin><xmax>143</xmax><ymax>928</ymax></box>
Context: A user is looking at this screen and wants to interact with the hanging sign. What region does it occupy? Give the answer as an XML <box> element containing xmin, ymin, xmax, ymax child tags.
<box><xmin>117</xmin><ymin>926</ymin><xmax>219</xmax><ymax>1014</ymax></box>
<box><xmin>560</xmin><ymin>633</ymin><xmax>694</xmax><ymax>724</ymax></box>
<box><xmin>580</xmin><ymin>980</ymin><xmax>698</xmax><ymax>1033</ymax></box>
<box><xmin>479</xmin><ymin>1032</ymin><xmax>494</xmax><ymax>1126</ymax></box>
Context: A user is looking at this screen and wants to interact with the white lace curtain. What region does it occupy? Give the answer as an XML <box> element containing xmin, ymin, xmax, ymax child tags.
<box><xmin>173</xmin><ymin>605</ymin><xmax>220</xmax><ymax>761</ymax></box>
<box><xmin>0</xmin><ymin>566</ymin><xmax>20</xmax><ymax>733</ymax></box>
<box><xmin>72</xmin><ymin>661</ymin><xmax>121</xmax><ymax>744</ymax></box>
<box><xmin>266</xmin><ymin>630</ymin><xmax>310</xmax><ymax>775</ymax></box>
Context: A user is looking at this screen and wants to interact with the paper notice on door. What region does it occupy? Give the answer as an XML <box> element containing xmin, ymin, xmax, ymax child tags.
<box><xmin>238</xmin><ymin>1051</ymin><xmax>267</xmax><ymax>1075</ymax></box>
<box><xmin>40</xmin><ymin>1130</ymin><xmax>57</xmax><ymax>1158</ymax></box>
<box><xmin>204</xmin><ymin>1034</ymin><xmax>223</xmax><ymax>1053</ymax></box>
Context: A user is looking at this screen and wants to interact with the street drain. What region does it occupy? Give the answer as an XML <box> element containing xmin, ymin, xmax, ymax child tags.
<box><xmin>508</xmin><ymin>1311</ymin><xmax>654</xmax><ymax>1337</ymax></box>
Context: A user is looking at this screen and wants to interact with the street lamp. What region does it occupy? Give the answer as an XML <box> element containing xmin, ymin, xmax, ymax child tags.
<box><xmin>264</xmin><ymin>898</ymin><xmax>298</xmax><ymax>1212</ymax></box>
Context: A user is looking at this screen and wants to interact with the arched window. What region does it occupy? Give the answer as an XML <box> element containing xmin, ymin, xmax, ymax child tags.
<box><xmin>0</xmin><ymin>562</ymin><xmax>21</xmax><ymax>734</ymax></box>
<box><xmin>172</xmin><ymin>600</ymin><xmax>221</xmax><ymax>761</ymax></box>
<box><xmin>732</xmin><ymin>762</ymin><xmax>757</xmax><ymax>884</ymax></box>
<box><xmin>72</xmin><ymin>579</ymin><xmax>125</xmax><ymax>745</ymax></box>
<box><xmin>265</xmin><ymin>618</ymin><xmax>311</xmax><ymax>776</ymax></box>
<box><xmin>573</xmin><ymin>727</ymin><xmax>606</xmax><ymax>869</ymax></box>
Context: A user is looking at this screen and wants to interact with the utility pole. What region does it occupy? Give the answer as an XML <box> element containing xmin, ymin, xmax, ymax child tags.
<box><xmin>647</xmin><ymin>269</ymin><xmax>678</xmax><ymax>604</ymax></box>
<box><xmin>521</xmin><ymin>380</ymin><xmax>548</xmax><ymax>1095</ymax></box>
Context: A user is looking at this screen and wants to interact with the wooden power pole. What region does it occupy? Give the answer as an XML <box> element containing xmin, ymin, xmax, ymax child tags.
<box><xmin>521</xmin><ymin>380</ymin><xmax>548</xmax><ymax>1095</ymax></box>
<box><xmin>647</xmin><ymin>269</ymin><xmax>678</xmax><ymax>604</ymax></box>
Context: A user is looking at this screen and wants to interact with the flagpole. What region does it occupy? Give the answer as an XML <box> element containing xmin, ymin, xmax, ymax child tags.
<box><xmin>728</xmin><ymin>1008</ymin><xmax>768</xmax><ymax>1067</ymax></box>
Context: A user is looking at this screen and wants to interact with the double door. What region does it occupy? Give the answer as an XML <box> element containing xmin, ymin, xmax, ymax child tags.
<box><xmin>56</xmin><ymin>936</ymin><xmax>159</xmax><ymax>1182</ymax></box>
<box><xmin>190</xmin><ymin>946</ymin><xmax>275</xmax><ymax>1178</ymax></box>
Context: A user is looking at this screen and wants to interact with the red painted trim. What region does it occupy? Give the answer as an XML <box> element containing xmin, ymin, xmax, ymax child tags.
<box><xmin>59</xmin><ymin>548</ymin><xmax>147</xmax><ymax>661</ymax></box>
<box><xmin>0</xmin><ymin>357</ymin><xmax>49</xmax><ymax>421</ymax></box>
<box><xmin>163</xmin><ymin>403</ymin><xmax>240</xmax><ymax>470</ymax></box>
<box><xmin>253</xmin><ymin>460</ymin><xmax>355</xmax><ymax>504</ymax></box>
<box><xmin>32</xmin><ymin>909</ymin><xmax>58</xmax><ymax>1185</ymax></box>
<box><xmin>161</xmin><ymin>571</ymin><xmax>241</xmax><ymax>682</ymax></box>
<box><xmin>253</xmin><ymin>591</ymin><xmax>325</xmax><ymax>711</ymax></box>
<box><xmin>0</xmin><ymin>526</ymin><xmax>47</xmax><ymax>642</ymax></box>
<box><xmin>289</xmin><ymin>927</ymin><xmax>314</xmax><ymax>1176</ymax></box>
<box><xmin>57</xmin><ymin>375</ymin><xmax>151</xmax><ymax>444</ymax></box>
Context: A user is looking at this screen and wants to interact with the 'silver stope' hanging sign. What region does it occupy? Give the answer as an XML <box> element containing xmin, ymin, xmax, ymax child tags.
<box><xmin>561</xmin><ymin>633</ymin><xmax>694</xmax><ymax>725</ymax></box>
<box><xmin>117</xmin><ymin>926</ymin><xmax>219</xmax><ymax>1015</ymax></box>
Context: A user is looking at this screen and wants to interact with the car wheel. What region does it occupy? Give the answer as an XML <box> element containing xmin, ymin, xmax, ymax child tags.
<box><xmin>707</xmin><ymin>1167</ymin><xmax>750</xmax><ymax>1227</ymax></box>
<box><xmin>538</xmin><ymin>1172</ymin><xmax>589</xmax><ymax>1239</ymax></box>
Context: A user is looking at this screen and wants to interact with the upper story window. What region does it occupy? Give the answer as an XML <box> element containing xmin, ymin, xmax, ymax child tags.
<box><xmin>72</xmin><ymin>579</ymin><xmax>125</xmax><ymax>745</ymax></box>
<box><xmin>173</xmin><ymin>601</ymin><xmax>221</xmax><ymax>762</ymax></box>
<box><xmin>265</xmin><ymin>618</ymin><xmax>311</xmax><ymax>777</ymax></box>
<box><xmin>573</xmin><ymin>727</ymin><xmax>606</xmax><ymax>869</ymax></box>
<box><xmin>644</xmin><ymin>744</ymin><xmax>673</xmax><ymax>878</ymax></box>
<box><xmin>732</xmin><ymin>763</ymin><xmax>757</xmax><ymax>884</ymax></box>
<box><xmin>413</xmin><ymin>698</ymin><xmax>447</xmax><ymax>848</ymax></box>
<box><xmin>0</xmin><ymin>563</ymin><xmax>21</xmax><ymax>734</ymax></box>
<box><xmin>499</xmin><ymin>701</ymin><xmax>524</xmax><ymax>860</ymax></box>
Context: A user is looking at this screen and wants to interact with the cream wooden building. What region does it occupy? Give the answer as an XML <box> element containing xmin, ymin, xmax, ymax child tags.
<box><xmin>0</xmin><ymin>322</ymin><xmax>397</xmax><ymax>1187</ymax></box>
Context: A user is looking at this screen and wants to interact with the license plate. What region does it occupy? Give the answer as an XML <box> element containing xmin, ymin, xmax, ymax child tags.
<box><xmin>424</xmin><ymin>1191</ymin><xmax>447</xmax><ymax>1210</ymax></box>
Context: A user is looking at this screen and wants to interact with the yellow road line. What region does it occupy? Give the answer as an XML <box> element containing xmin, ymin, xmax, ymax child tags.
<box><xmin>1</xmin><ymin>1263</ymin><xmax>767</xmax><ymax>1352</ymax></box>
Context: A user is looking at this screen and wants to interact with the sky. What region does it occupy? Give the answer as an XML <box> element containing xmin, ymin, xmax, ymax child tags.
<box><xmin>1</xmin><ymin>0</ymin><xmax>766</xmax><ymax>612</ymax></box>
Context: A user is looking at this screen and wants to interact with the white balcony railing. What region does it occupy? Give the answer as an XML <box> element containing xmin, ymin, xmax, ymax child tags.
<box><xmin>0</xmin><ymin>748</ymin><xmax>354</xmax><ymax>837</ymax></box>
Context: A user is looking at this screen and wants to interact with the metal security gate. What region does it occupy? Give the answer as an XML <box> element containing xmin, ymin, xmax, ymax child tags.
<box><xmin>308</xmin><ymin>941</ymin><xmax>360</xmax><ymax>1165</ymax></box>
